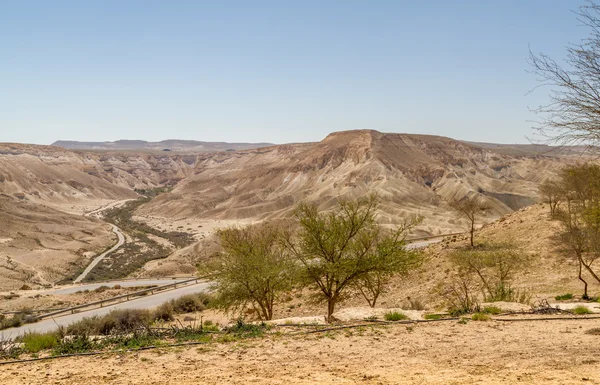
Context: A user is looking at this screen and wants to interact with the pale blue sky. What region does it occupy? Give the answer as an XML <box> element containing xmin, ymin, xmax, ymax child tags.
<box><xmin>0</xmin><ymin>1</ymin><xmax>585</xmax><ymax>145</ymax></box>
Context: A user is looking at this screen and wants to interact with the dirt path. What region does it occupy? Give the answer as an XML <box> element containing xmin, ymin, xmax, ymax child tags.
<box><xmin>4</xmin><ymin>317</ymin><xmax>600</xmax><ymax>384</ymax></box>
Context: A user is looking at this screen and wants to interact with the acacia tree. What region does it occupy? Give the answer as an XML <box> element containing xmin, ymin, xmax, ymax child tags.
<box><xmin>199</xmin><ymin>223</ymin><xmax>294</xmax><ymax>320</ymax></box>
<box><xmin>353</xmin><ymin>218</ymin><xmax>422</xmax><ymax>307</ymax></box>
<box><xmin>529</xmin><ymin>1</ymin><xmax>600</xmax><ymax>147</ymax></box>
<box><xmin>449</xmin><ymin>196</ymin><xmax>489</xmax><ymax>247</ymax></box>
<box><xmin>539</xmin><ymin>179</ymin><xmax>565</xmax><ymax>217</ymax></box>
<box><xmin>287</xmin><ymin>194</ymin><xmax>422</xmax><ymax>322</ymax></box>
<box><xmin>555</xmin><ymin>164</ymin><xmax>600</xmax><ymax>297</ymax></box>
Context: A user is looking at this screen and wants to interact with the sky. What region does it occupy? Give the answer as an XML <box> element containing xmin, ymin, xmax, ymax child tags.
<box><xmin>0</xmin><ymin>0</ymin><xmax>588</xmax><ymax>145</ymax></box>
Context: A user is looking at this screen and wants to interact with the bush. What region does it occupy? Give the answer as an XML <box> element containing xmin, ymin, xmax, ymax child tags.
<box><xmin>423</xmin><ymin>314</ymin><xmax>443</xmax><ymax>320</ymax></box>
<box><xmin>66</xmin><ymin>309</ymin><xmax>152</xmax><ymax>336</ymax></box>
<box><xmin>384</xmin><ymin>311</ymin><xmax>408</xmax><ymax>321</ymax></box>
<box><xmin>20</xmin><ymin>332</ymin><xmax>59</xmax><ymax>353</ymax></box>
<box><xmin>53</xmin><ymin>335</ymin><xmax>97</xmax><ymax>355</ymax></box>
<box><xmin>471</xmin><ymin>313</ymin><xmax>491</xmax><ymax>321</ymax></box>
<box><xmin>153</xmin><ymin>302</ymin><xmax>174</xmax><ymax>322</ymax></box>
<box><xmin>170</xmin><ymin>294</ymin><xmax>213</xmax><ymax>314</ymax></box>
<box><xmin>93</xmin><ymin>285</ymin><xmax>111</xmax><ymax>293</ymax></box>
<box><xmin>573</xmin><ymin>305</ymin><xmax>592</xmax><ymax>315</ymax></box>
<box><xmin>482</xmin><ymin>306</ymin><xmax>502</xmax><ymax>315</ymax></box>
<box><xmin>555</xmin><ymin>293</ymin><xmax>573</xmax><ymax>301</ymax></box>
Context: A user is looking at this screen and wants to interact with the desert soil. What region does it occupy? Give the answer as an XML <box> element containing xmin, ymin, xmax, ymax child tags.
<box><xmin>4</xmin><ymin>316</ymin><xmax>600</xmax><ymax>384</ymax></box>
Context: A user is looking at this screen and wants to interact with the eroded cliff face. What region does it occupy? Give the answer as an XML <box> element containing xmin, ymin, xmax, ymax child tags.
<box><xmin>137</xmin><ymin>130</ymin><xmax>572</xmax><ymax>236</ymax></box>
<box><xmin>0</xmin><ymin>144</ymin><xmax>200</xmax><ymax>289</ymax></box>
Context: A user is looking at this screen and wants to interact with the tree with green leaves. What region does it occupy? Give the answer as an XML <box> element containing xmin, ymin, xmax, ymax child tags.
<box><xmin>539</xmin><ymin>179</ymin><xmax>565</xmax><ymax>217</ymax></box>
<box><xmin>555</xmin><ymin>164</ymin><xmax>600</xmax><ymax>297</ymax></box>
<box><xmin>199</xmin><ymin>223</ymin><xmax>294</xmax><ymax>320</ymax></box>
<box><xmin>287</xmin><ymin>194</ymin><xmax>422</xmax><ymax>322</ymax></box>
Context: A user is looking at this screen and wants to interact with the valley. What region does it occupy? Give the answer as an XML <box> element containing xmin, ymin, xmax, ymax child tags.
<box><xmin>0</xmin><ymin>130</ymin><xmax>586</xmax><ymax>290</ymax></box>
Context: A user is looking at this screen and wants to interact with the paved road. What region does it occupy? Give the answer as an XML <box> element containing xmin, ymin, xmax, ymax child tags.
<box><xmin>48</xmin><ymin>278</ymin><xmax>196</xmax><ymax>295</ymax></box>
<box><xmin>406</xmin><ymin>238</ymin><xmax>443</xmax><ymax>250</ymax></box>
<box><xmin>74</xmin><ymin>224</ymin><xmax>125</xmax><ymax>283</ymax></box>
<box><xmin>0</xmin><ymin>281</ymin><xmax>211</xmax><ymax>339</ymax></box>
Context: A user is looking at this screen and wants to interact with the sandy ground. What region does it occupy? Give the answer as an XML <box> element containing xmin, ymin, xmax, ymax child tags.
<box><xmin>4</xmin><ymin>316</ymin><xmax>600</xmax><ymax>384</ymax></box>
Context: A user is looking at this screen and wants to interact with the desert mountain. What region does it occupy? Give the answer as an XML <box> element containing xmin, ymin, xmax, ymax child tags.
<box><xmin>0</xmin><ymin>130</ymin><xmax>586</xmax><ymax>287</ymax></box>
<box><xmin>137</xmin><ymin>130</ymin><xmax>578</xmax><ymax>236</ymax></box>
<box><xmin>52</xmin><ymin>139</ymin><xmax>274</xmax><ymax>153</ymax></box>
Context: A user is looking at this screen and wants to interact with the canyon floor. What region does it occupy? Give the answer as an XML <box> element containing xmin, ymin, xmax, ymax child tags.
<box><xmin>4</xmin><ymin>315</ymin><xmax>600</xmax><ymax>384</ymax></box>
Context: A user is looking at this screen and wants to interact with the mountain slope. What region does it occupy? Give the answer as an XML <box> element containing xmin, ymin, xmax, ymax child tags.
<box><xmin>137</xmin><ymin>130</ymin><xmax>576</xmax><ymax>236</ymax></box>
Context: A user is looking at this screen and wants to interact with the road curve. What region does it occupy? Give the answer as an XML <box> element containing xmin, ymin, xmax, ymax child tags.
<box><xmin>73</xmin><ymin>224</ymin><xmax>125</xmax><ymax>283</ymax></box>
<box><xmin>0</xmin><ymin>281</ymin><xmax>211</xmax><ymax>339</ymax></box>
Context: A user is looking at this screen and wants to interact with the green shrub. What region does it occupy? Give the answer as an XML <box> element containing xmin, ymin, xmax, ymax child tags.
<box><xmin>483</xmin><ymin>306</ymin><xmax>502</xmax><ymax>315</ymax></box>
<box><xmin>53</xmin><ymin>335</ymin><xmax>97</xmax><ymax>355</ymax></box>
<box><xmin>471</xmin><ymin>313</ymin><xmax>491</xmax><ymax>321</ymax></box>
<box><xmin>225</xmin><ymin>318</ymin><xmax>267</xmax><ymax>338</ymax></box>
<box><xmin>573</xmin><ymin>305</ymin><xmax>592</xmax><ymax>315</ymax></box>
<box><xmin>66</xmin><ymin>309</ymin><xmax>152</xmax><ymax>336</ymax></box>
<box><xmin>423</xmin><ymin>314</ymin><xmax>443</xmax><ymax>320</ymax></box>
<box><xmin>383</xmin><ymin>311</ymin><xmax>408</xmax><ymax>321</ymax></box>
<box><xmin>20</xmin><ymin>332</ymin><xmax>59</xmax><ymax>353</ymax></box>
<box><xmin>554</xmin><ymin>293</ymin><xmax>573</xmax><ymax>301</ymax></box>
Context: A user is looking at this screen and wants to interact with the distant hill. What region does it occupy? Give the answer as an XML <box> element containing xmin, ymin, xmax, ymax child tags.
<box><xmin>51</xmin><ymin>139</ymin><xmax>274</xmax><ymax>152</ymax></box>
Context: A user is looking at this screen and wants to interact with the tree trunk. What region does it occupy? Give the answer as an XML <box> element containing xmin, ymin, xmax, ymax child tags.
<box><xmin>327</xmin><ymin>298</ymin><xmax>336</xmax><ymax>323</ymax></box>
<box><xmin>578</xmin><ymin>257</ymin><xmax>589</xmax><ymax>299</ymax></box>
<box><xmin>470</xmin><ymin>220</ymin><xmax>475</xmax><ymax>247</ymax></box>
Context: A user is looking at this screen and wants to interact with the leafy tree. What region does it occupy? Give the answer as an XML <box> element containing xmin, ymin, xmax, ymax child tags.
<box><xmin>287</xmin><ymin>194</ymin><xmax>422</xmax><ymax>322</ymax></box>
<box><xmin>449</xmin><ymin>196</ymin><xmax>489</xmax><ymax>247</ymax></box>
<box><xmin>449</xmin><ymin>243</ymin><xmax>530</xmax><ymax>303</ymax></box>
<box><xmin>199</xmin><ymin>223</ymin><xmax>294</xmax><ymax>320</ymax></box>
<box><xmin>539</xmin><ymin>179</ymin><xmax>565</xmax><ymax>217</ymax></box>
<box><xmin>555</xmin><ymin>163</ymin><xmax>600</xmax><ymax>297</ymax></box>
<box><xmin>352</xmin><ymin>219</ymin><xmax>422</xmax><ymax>307</ymax></box>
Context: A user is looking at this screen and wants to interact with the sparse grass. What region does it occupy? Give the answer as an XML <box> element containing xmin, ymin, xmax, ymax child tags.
<box><xmin>585</xmin><ymin>328</ymin><xmax>600</xmax><ymax>335</ymax></box>
<box><xmin>458</xmin><ymin>317</ymin><xmax>469</xmax><ymax>324</ymax></box>
<box><xmin>573</xmin><ymin>305</ymin><xmax>593</xmax><ymax>315</ymax></box>
<box><xmin>383</xmin><ymin>311</ymin><xmax>408</xmax><ymax>321</ymax></box>
<box><xmin>19</xmin><ymin>332</ymin><xmax>59</xmax><ymax>353</ymax></box>
<box><xmin>555</xmin><ymin>293</ymin><xmax>574</xmax><ymax>301</ymax></box>
<box><xmin>423</xmin><ymin>313</ymin><xmax>443</xmax><ymax>320</ymax></box>
<box><xmin>52</xmin><ymin>335</ymin><xmax>98</xmax><ymax>356</ymax></box>
<box><xmin>93</xmin><ymin>285</ymin><xmax>111</xmax><ymax>293</ymax></box>
<box><xmin>482</xmin><ymin>306</ymin><xmax>502</xmax><ymax>315</ymax></box>
<box><xmin>471</xmin><ymin>313</ymin><xmax>491</xmax><ymax>321</ymax></box>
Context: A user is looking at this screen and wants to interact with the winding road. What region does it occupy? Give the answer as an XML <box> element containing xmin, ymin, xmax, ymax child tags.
<box><xmin>73</xmin><ymin>224</ymin><xmax>125</xmax><ymax>283</ymax></box>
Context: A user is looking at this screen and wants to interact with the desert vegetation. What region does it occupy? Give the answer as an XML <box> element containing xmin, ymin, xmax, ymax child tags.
<box><xmin>81</xmin><ymin>189</ymin><xmax>195</xmax><ymax>281</ymax></box>
<box><xmin>202</xmin><ymin>195</ymin><xmax>422</xmax><ymax>322</ymax></box>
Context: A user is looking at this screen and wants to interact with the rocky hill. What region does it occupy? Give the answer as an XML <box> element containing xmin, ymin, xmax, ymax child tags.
<box><xmin>0</xmin><ymin>130</ymin><xmax>587</xmax><ymax>287</ymax></box>
<box><xmin>137</xmin><ymin>130</ymin><xmax>577</xmax><ymax>236</ymax></box>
